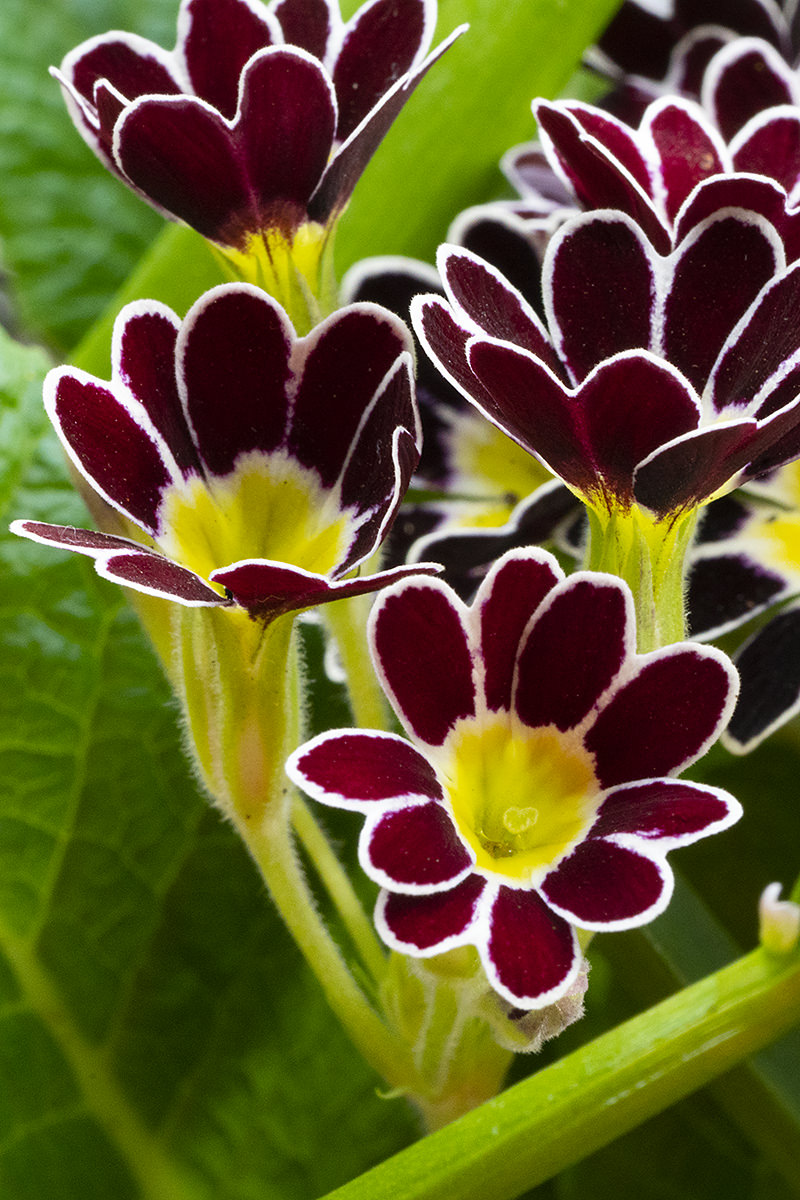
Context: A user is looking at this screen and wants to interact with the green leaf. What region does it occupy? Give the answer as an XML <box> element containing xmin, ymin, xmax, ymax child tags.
<box><xmin>0</xmin><ymin>323</ymin><xmax>418</xmax><ymax>1198</ymax></box>
<box><xmin>0</xmin><ymin>0</ymin><xmax>178</xmax><ymax>352</ymax></box>
<box><xmin>70</xmin><ymin>0</ymin><xmax>623</xmax><ymax>374</ymax></box>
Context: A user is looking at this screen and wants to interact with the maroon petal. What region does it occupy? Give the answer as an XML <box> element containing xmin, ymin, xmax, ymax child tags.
<box><xmin>579</xmin><ymin>354</ymin><xmax>701</xmax><ymax>504</ymax></box>
<box><xmin>287</xmin><ymin>729</ymin><xmax>443</xmax><ymax>806</ymax></box>
<box><xmin>545</xmin><ymin>212</ymin><xmax>656</xmax><ymax>383</ymax></box>
<box><xmin>236</xmin><ymin>47</ymin><xmax>337</xmax><ymax>231</ymax></box>
<box><xmin>514</xmin><ymin>575</ymin><xmax>630</xmax><ymax>731</ymax></box>
<box><xmin>585</xmin><ymin>644</ymin><xmax>737</xmax><ymax>786</ymax></box>
<box><xmin>477</xmin><ymin>549</ymin><xmax>562</xmax><ymax>713</ymax></box>
<box><xmin>591</xmin><ymin>779</ymin><xmax>741</xmax><ymax>844</ymax></box>
<box><xmin>378</xmin><ymin>875</ymin><xmax>485</xmax><ymax>952</ymax></box>
<box><xmin>370</xmin><ymin>579</ymin><xmax>476</xmax><ymax>746</ymax></box>
<box><xmin>363</xmin><ymin>800</ymin><xmax>472</xmax><ymax>890</ymax></box>
<box><xmin>542</xmin><ymin>839</ymin><xmax>670</xmax><ymax>928</ymax></box>
<box><xmin>502</xmin><ymin>142</ymin><xmax>574</xmax><ymax>208</ymax></box>
<box><xmin>732</xmin><ymin>108</ymin><xmax>800</xmax><ymax>195</ymax></box>
<box><xmin>114</xmin><ymin>95</ymin><xmax>253</xmax><ymax>243</ymax></box>
<box><xmin>440</xmin><ymin>246</ymin><xmax>558</xmax><ymax>369</ymax></box>
<box><xmin>452</xmin><ymin>203</ymin><xmax>551</xmax><ymax>317</ymax></box>
<box><xmin>709</xmin><ymin>260</ymin><xmax>800</xmax><ymax>415</ymax></box>
<box><xmin>633</xmin><ymin>419</ymin><xmax>759</xmax><ymax>516</ymax></box>
<box><xmin>289</xmin><ymin>304</ymin><xmax>412</xmax><ymax>486</ymax></box>
<box><xmin>465</xmin><ymin>340</ymin><xmax>597</xmax><ymax>495</ymax></box>
<box><xmin>10</xmin><ymin>521</ymin><xmax>154</xmax><ymax>557</ymax></box>
<box><xmin>662</xmin><ymin>213</ymin><xmax>782</xmax><ymax>393</ymax></box>
<box><xmin>332</xmin><ymin>0</ymin><xmax>432</xmax><ymax>140</ymax></box>
<box><xmin>273</xmin><ymin>0</ymin><xmax>333</xmax><ymax>58</ymax></box>
<box><xmin>337</xmin><ymin>358</ymin><xmax>418</xmax><ymax>570</ymax></box>
<box><xmin>485</xmin><ymin>886</ymin><xmax>580</xmax><ymax>1007</ymax></box>
<box><xmin>534</xmin><ymin>101</ymin><xmax>668</xmax><ymax>253</ymax></box>
<box><xmin>687</xmin><ymin>553</ymin><xmax>788</xmax><ymax>642</ymax></box>
<box><xmin>45</xmin><ymin>369</ymin><xmax>174</xmax><ymax>534</ymax></box>
<box><xmin>65</xmin><ymin>32</ymin><xmax>181</xmax><ymax>108</ymax></box>
<box><xmin>113</xmin><ymin>302</ymin><xmax>200</xmax><ymax>475</ymax></box>
<box><xmin>177</xmin><ymin>285</ymin><xmax>294</xmax><ymax>475</ymax></box>
<box><xmin>726</xmin><ymin>603</ymin><xmax>800</xmax><ymax>751</ymax></box>
<box><xmin>180</xmin><ymin>0</ymin><xmax>278</xmax><ymax>118</ymax></box>
<box><xmin>643</xmin><ymin>99</ymin><xmax>727</xmax><ymax>223</ymax></box>
<box><xmin>100</xmin><ymin>551</ymin><xmax>225</xmax><ymax>605</ymax></box>
<box><xmin>705</xmin><ymin>39</ymin><xmax>798</xmax><ymax>141</ymax></box>
<box><xmin>411</xmin><ymin>295</ymin><xmax>495</xmax><ymax>410</ymax></box>
<box><xmin>309</xmin><ymin>24</ymin><xmax>463</xmax><ymax>225</ymax></box>
<box><xmin>212</xmin><ymin>560</ymin><xmax>438</xmax><ymax>618</ymax></box>
<box><xmin>674</xmin><ymin>175</ymin><xmax>797</xmax><ymax>251</ymax></box>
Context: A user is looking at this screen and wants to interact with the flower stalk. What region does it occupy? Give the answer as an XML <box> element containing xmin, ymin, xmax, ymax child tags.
<box><xmin>584</xmin><ymin>504</ymin><xmax>698</xmax><ymax>652</ymax></box>
<box><xmin>319</xmin><ymin>943</ymin><xmax>800</xmax><ymax>1200</ymax></box>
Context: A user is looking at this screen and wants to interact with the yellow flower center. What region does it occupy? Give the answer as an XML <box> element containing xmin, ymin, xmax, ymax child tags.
<box><xmin>442</xmin><ymin>717</ymin><xmax>600</xmax><ymax>884</ymax></box>
<box><xmin>447</xmin><ymin>409</ymin><xmax>553</xmax><ymax>525</ymax></box>
<box><xmin>157</xmin><ymin>452</ymin><xmax>353</xmax><ymax>589</ymax></box>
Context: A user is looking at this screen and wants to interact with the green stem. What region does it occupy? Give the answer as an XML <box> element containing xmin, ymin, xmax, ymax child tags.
<box><xmin>584</xmin><ymin>504</ymin><xmax>698</xmax><ymax>652</ymax></box>
<box><xmin>212</xmin><ymin>222</ymin><xmax>339</xmax><ymax>336</ymax></box>
<box><xmin>319</xmin><ymin>945</ymin><xmax>800</xmax><ymax>1200</ymax></box>
<box><xmin>291</xmin><ymin>791</ymin><xmax>388</xmax><ymax>984</ymax></box>
<box><xmin>173</xmin><ymin>606</ymin><xmax>411</xmax><ymax>1090</ymax></box>
<box><xmin>323</xmin><ymin>593</ymin><xmax>391</xmax><ymax>730</ymax></box>
<box><xmin>247</xmin><ymin>808</ymin><xmax>413</xmax><ymax>1092</ymax></box>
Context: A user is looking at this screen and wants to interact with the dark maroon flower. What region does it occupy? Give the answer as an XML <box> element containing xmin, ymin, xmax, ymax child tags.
<box><xmin>411</xmin><ymin>210</ymin><xmax>800</xmax><ymax>521</ymax></box>
<box><xmin>506</xmin><ymin>95</ymin><xmax>800</xmax><ymax>259</ymax></box>
<box><xmin>343</xmin><ymin>203</ymin><xmax>557</xmax><ymax>515</ymax></box>
<box><xmin>287</xmin><ymin>548</ymin><xmax>741</xmax><ymax>1008</ymax></box>
<box><xmin>54</xmin><ymin>0</ymin><xmax>463</xmax><ymax>250</ymax></box>
<box><xmin>597</xmin><ymin>0</ymin><xmax>791</xmax><ymax>97</ymax></box>
<box><xmin>725</xmin><ymin>601</ymin><xmax>800</xmax><ymax>751</ymax></box>
<box><xmin>12</xmin><ymin>285</ymin><xmax>437</xmax><ymax>619</ymax></box>
<box><xmin>592</xmin><ymin>1</ymin><xmax>795</xmax><ymax>124</ymax></box>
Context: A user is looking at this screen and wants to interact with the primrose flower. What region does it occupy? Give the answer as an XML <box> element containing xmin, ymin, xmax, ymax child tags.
<box><xmin>12</xmin><ymin>284</ymin><xmax>434</xmax><ymax>620</ymax></box>
<box><xmin>343</xmin><ymin>203</ymin><xmax>556</xmax><ymax>521</ymax></box>
<box><xmin>595</xmin><ymin>0</ymin><xmax>796</xmax><ymax>116</ymax></box>
<box><xmin>506</xmin><ymin>96</ymin><xmax>800</xmax><ymax>259</ymax></box>
<box><xmin>412</xmin><ymin>212</ymin><xmax>800</xmax><ymax>523</ymax></box>
<box><xmin>288</xmin><ymin>548</ymin><xmax>741</xmax><ymax>1008</ymax></box>
<box><xmin>54</xmin><ymin>0</ymin><xmax>462</xmax><ymax>267</ymax></box>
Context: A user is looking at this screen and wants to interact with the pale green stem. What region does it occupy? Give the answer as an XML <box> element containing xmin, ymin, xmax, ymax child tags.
<box><xmin>584</xmin><ymin>504</ymin><xmax>698</xmax><ymax>652</ymax></box>
<box><xmin>171</xmin><ymin>605</ymin><xmax>410</xmax><ymax>1092</ymax></box>
<box><xmin>291</xmin><ymin>790</ymin><xmax>388</xmax><ymax>984</ymax></box>
<box><xmin>320</xmin><ymin>945</ymin><xmax>800</xmax><ymax>1200</ymax></box>
<box><xmin>211</xmin><ymin>221</ymin><xmax>340</xmax><ymax>335</ymax></box>
<box><xmin>323</xmin><ymin>592</ymin><xmax>392</xmax><ymax>730</ymax></box>
<box><xmin>247</xmin><ymin>806</ymin><xmax>414</xmax><ymax>1091</ymax></box>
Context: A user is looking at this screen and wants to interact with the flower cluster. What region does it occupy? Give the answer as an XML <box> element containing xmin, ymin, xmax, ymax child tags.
<box><xmin>17</xmin><ymin>0</ymin><xmax>798</xmax><ymax>1124</ymax></box>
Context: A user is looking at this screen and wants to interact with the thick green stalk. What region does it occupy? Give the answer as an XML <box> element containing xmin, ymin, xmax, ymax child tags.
<box><xmin>319</xmin><ymin>944</ymin><xmax>800</xmax><ymax>1200</ymax></box>
<box><xmin>584</xmin><ymin>504</ymin><xmax>697</xmax><ymax>652</ymax></box>
<box><xmin>291</xmin><ymin>791</ymin><xmax>388</xmax><ymax>984</ymax></box>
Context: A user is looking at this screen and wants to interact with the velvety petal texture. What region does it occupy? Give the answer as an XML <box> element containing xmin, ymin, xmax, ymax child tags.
<box><xmin>412</xmin><ymin>197</ymin><xmax>800</xmax><ymax>519</ymax></box>
<box><xmin>56</xmin><ymin>0</ymin><xmax>461</xmax><ymax>246</ymax></box>
<box><xmin>15</xmin><ymin>286</ymin><xmax>435</xmax><ymax>620</ymax></box>
<box><xmin>287</xmin><ymin>548</ymin><xmax>742</xmax><ymax>1008</ymax></box>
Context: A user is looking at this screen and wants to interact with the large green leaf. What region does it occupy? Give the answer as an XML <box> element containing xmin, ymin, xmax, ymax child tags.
<box><xmin>0</xmin><ymin>327</ymin><xmax>418</xmax><ymax>1198</ymax></box>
